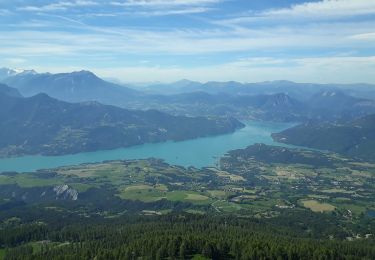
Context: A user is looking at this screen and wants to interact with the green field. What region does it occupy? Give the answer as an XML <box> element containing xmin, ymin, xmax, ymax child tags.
<box><xmin>1</xmin><ymin>145</ymin><xmax>375</xmax><ymax>236</ymax></box>
<box><xmin>118</xmin><ymin>184</ymin><xmax>168</xmax><ymax>202</ymax></box>
<box><xmin>0</xmin><ymin>249</ymin><xmax>5</xmax><ymax>260</ymax></box>
<box><xmin>301</xmin><ymin>199</ymin><xmax>336</xmax><ymax>213</ymax></box>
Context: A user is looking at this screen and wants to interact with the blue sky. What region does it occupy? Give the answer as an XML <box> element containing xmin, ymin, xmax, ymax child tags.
<box><xmin>0</xmin><ymin>0</ymin><xmax>375</xmax><ymax>83</ymax></box>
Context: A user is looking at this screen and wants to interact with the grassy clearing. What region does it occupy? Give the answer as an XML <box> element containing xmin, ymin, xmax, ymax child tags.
<box><xmin>0</xmin><ymin>175</ymin><xmax>14</xmax><ymax>185</ymax></box>
<box><xmin>186</xmin><ymin>193</ymin><xmax>210</xmax><ymax>201</ymax></box>
<box><xmin>16</xmin><ymin>175</ymin><xmax>61</xmax><ymax>187</ymax></box>
<box><xmin>307</xmin><ymin>194</ymin><xmax>330</xmax><ymax>199</ymax></box>
<box><xmin>0</xmin><ymin>174</ymin><xmax>62</xmax><ymax>187</ymax></box>
<box><xmin>167</xmin><ymin>191</ymin><xmax>210</xmax><ymax>203</ymax></box>
<box><xmin>0</xmin><ymin>249</ymin><xmax>5</xmax><ymax>260</ymax></box>
<box><xmin>216</xmin><ymin>172</ymin><xmax>245</xmax><ymax>182</ymax></box>
<box><xmin>118</xmin><ymin>184</ymin><xmax>167</xmax><ymax>202</ymax></box>
<box><xmin>124</xmin><ymin>185</ymin><xmax>154</xmax><ymax>191</ymax></box>
<box><xmin>214</xmin><ymin>201</ymin><xmax>242</xmax><ymax>212</ymax></box>
<box><xmin>274</xmin><ymin>167</ymin><xmax>299</xmax><ymax>179</ymax></box>
<box><xmin>208</xmin><ymin>190</ymin><xmax>227</xmax><ymax>199</ymax></box>
<box><xmin>301</xmin><ymin>200</ymin><xmax>335</xmax><ymax>213</ymax></box>
<box><xmin>332</xmin><ymin>197</ymin><xmax>351</xmax><ymax>202</ymax></box>
<box><xmin>57</xmin><ymin>163</ymin><xmax>113</xmax><ymax>177</ymax></box>
<box><xmin>118</xmin><ymin>187</ymin><xmax>211</xmax><ymax>204</ymax></box>
<box><xmin>166</xmin><ymin>191</ymin><xmax>187</xmax><ymax>201</ymax></box>
<box><xmin>184</xmin><ymin>209</ymin><xmax>206</xmax><ymax>215</ymax></box>
<box><xmin>334</xmin><ymin>202</ymin><xmax>368</xmax><ymax>215</ymax></box>
<box><xmin>69</xmin><ymin>183</ymin><xmax>92</xmax><ymax>192</ymax></box>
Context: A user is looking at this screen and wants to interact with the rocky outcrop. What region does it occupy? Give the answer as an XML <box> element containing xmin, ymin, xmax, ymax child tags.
<box><xmin>53</xmin><ymin>185</ymin><xmax>78</xmax><ymax>200</ymax></box>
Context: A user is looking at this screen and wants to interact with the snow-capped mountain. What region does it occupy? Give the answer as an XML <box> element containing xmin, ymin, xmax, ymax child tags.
<box><xmin>0</xmin><ymin>67</ymin><xmax>37</xmax><ymax>80</ymax></box>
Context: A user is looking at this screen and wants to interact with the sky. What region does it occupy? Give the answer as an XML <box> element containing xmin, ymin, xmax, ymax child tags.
<box><xmin>0</xmin><ymin>0</ymin><xmax>375</xmax><ymax>83</ymax></box>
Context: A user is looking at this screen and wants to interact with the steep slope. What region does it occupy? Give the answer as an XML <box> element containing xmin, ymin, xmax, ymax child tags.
<box><xmin>0</xmin><ymin>93</ymin><xmax>243</xmax><ymax>157</ymax></box>
<box><xmin>0</xmin><ymin>83</ymin><xmax>22</xmax><ymax>97</ymax></box>
<box><xmin>272</xmin><ymin>114</ymin><xmax>375</xmax><ymax>160</ymax></box>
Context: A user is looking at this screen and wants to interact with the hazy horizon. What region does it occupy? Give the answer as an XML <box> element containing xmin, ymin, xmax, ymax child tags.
<box><xmin>3</xmin><ymin>66</ymin><xmax>375</xmax><ymax>86</ymax></box>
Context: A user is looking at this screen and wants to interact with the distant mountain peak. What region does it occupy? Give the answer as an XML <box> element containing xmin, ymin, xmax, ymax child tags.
<box><xmin>1</xmin><ymin>67</ymin><xmax>37</xmax><ymax>75</ymax></box>
<box><xmin>1</xmin><ymin>68</ymin><xmax>140</xmax><ymax>104</ymax></box>
<box><xmin>17</xmin><ymin>69</ymin><xmax>38</xmax><ymax>75</ymax></box>
<box><xmin>64</xmin><ymin>70</ymin><xmax>105</xmax><ymax>83</ymax></box>
<box><xmin>175</xmin><ymin>79</ymin><xmax>193</xmax><ymax>84</ymax></box>
<box><xmin>172</xmin><ymin>79</ymin><xmax>201</xmax><ymax>87</ymax></box>
<box><xmin>73</xmin><ymin>70</ymin><xmax>95</xmax><ymax>75</ymax></box>
<box><xmin>263</xmin><ymin>80</ymin><xmax>296</xmax><ymax>85</ymax></box>
<box><xmin>29</xmin><ymin>92</ymin><xmax>53</xmax><ymax>102</ymax></box>
<box><xmin>0</xmin><ymin>67</ymin><xmax>38</xmax><ymax>80</ymax></box>
<box><xmin>59</xmin><ymin>70</ymin><xmax>98</xmax><ymax>78</ymax></box>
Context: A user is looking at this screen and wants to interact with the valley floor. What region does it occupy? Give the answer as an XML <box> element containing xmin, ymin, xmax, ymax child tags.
<box><xmin>0</xmin><ymin>144</ymin><xmax>374</xmax><ymax>259</ymax></box>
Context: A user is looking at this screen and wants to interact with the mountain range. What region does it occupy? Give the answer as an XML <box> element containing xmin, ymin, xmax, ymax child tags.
<box><xmin>146</xmin><ymin>89</ymin><xmax>375</xmax><ymax>121</ymax></box>
<box><xmin>1</xmin><ymin>70</ymin><xmax>142</xmax><ymax>105</ymax></box>
<box><xmin>0</xmin><ymin>86</ymin><xmax>243</xmax><ymax>157</ymax></box>
<box><xmin>0</xmin><ymin>83</ymin><xmax>22</xmax><ymax>98</ymax></box>
<box><xmin>2</xmin><ymin>68</ymin><xmax>375</xmax><ymax>122</ymax></box>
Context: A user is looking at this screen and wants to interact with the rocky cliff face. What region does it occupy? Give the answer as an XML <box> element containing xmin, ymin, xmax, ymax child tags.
<box><xmin>53</xmin><ymin>185</ymin><xmax>78</xmax><ymax>201</ymax></box>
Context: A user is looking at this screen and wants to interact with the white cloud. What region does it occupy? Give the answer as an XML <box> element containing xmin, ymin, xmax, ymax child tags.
<box><xmin>350</xmin><ymin>32</ymin><xmax>375</xmax><ymax>41</ymax></box>
<box><xmin>109</xmin><ymin>0</ymin><xmax>220</xmax><ymax>16</ymax></box>
<box><xmin>110</xmin><ymin>0</ymin><xmax>220</xmax><ymax>7</ymax></box>
<box><xmin>16</xmin><ymin>0</ymin><xmax>219</xmax><ymax>15</ymax></box>
<box><xmin>0</xmin><ymin>20</ymin><xmax>374</xmax><ymax>57</ymax></box>
<box><xmin>129</xmin><ymin>7</ymin><xmax>213</xmax><ymax>16</ymax></box>
<box><xmin>19</xmin><ymin>1</ymin><xmax>98</xmax><ymax>12</ymax></box>
<box><xmin>264</xmin><ymin>0</ymin><xmax>375</xmax><ymax>18</ymax></box>
<box><xmin>217</xmin><ymin>0</ymin><xmax>375</xmax><ymax>27</ymax></box>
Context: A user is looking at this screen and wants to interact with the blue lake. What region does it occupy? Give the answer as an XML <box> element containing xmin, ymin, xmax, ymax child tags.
<box><xmin>0</xmin><ymin>121</ymin><xmax>296</xmax><ymax>172</ymax></box>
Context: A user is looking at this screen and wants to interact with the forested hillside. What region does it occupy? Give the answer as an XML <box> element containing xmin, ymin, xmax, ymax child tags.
<box><xmin>1</xmin><ymin>214</ymin><xmax>374</xmax><ymax>260</ymax></box>
<box><xmin>272</xmin><ymin>114</ymin><xmax>375</xmax><ymax>160</ymax></box>
<box><xmin>0</xmin><ymin>90</ymin><xmax>243</xmax><ymax>157</ymax></box>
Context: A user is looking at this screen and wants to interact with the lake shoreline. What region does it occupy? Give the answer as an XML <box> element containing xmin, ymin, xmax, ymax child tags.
<box><xmin>0</xmin><ymin>121</ymin><xmax>296</xmax><ymax>172</ymax></box>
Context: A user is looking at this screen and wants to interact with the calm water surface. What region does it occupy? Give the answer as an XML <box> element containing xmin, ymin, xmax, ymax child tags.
<box><xmin>0</xmin><ymin>121</ymin><xmax>296</xmax><ymax>172</ymax></box>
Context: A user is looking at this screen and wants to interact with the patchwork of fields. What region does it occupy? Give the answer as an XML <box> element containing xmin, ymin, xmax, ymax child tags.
<box><xmin>1</xmin><ymin>144</ymin><xmax>375</xmax><ymax>239</ymax></box>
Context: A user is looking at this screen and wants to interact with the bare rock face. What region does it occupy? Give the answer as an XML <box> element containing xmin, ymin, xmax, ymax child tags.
<box><xmin>53</xmin><ymin>185</ymin><xmax>78</xmax><ymax>200</ymax></box>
